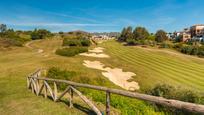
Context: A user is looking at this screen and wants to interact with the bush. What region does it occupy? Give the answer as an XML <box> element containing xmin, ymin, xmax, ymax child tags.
<box><xmin>31</xmin><ymin>29</ymin><xmax>52</xmax><ymax>40</ymax></box>
<box><xmin>63</xmin><ymin>39</ymin><xmax>82</xmax><ymax>46</ymax></box>
<box><xmin>173</xmin><ymin>43</ymin><xmax>184</xmax><ymax>49</ymax></box>
<box><xmin>179</xmin><ymin>45</ymin><xmax>204</xmax><ymax>57</ymax></box>
<box><xmin>146</xmin><ymin>84</ymin><xmax>204</xmax><ymax>114</ymax></box>
<box><xmin>159</xmin><ymin>41</ymin><xmax>174</xmax><ymax>48</ymax></box>
<box><xmin>0</xmin><ymin>38</ymin><xmax>23</xmax><ymax>47</ymax></box>
<box><xmin>126</xmin><ymin>38</ymin><xmax>137</xmax><ymax>45</ymax></box>
<box><xmin>198</xmin><ymin>46</ymin><xmax>204</xmax><ymax>57</ymax></box>
<box><xmin>80</xmin><ymin>39</ymin><xmax>91</xmax><ymax>46</ymax></box>
<box><xmin>63</xmin><ymin>36</ymin><xmax>91</xmax><ymax>46</ymax></box>
<box><xmin>56</xmin><ymin>47</ymin><xmax>88</xmax><ymax>57</ymax></box>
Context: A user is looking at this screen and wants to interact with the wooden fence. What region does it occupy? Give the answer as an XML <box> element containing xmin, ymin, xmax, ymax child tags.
<box><xmin>27</xmin><ymin>69</ymin><xmax>204</xmax><ymax>115</ymax></box>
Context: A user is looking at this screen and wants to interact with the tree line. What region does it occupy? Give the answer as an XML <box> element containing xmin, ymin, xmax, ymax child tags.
<box><xmin>118</xmin><ymin>26</ymin><xmax>168</xmax><ymax>45</ymax></box>
<box><xmin>0</xmin><ymin>24</ymin><xmax>53</xmax><ymax>47</ymax></box>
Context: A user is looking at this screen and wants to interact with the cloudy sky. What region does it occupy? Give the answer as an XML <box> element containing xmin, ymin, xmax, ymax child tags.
<box><xmin>0</xmin><ymin>0</ymin><xmax>204</xmax><ymax>32</ymax></box>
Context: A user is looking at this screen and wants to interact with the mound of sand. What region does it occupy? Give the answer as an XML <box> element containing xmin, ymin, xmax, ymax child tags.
<box><xmin>83</xmin><ymin>60</ymin><xmax>139</xmax><ymax>90</ymax></box>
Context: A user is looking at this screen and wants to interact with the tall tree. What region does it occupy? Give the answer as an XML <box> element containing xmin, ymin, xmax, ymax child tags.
<box><xmin>119</xmin><ymin>27</ymin><xmax>127</xmax><ymax>41</ymax></box>
<box><xmin>119</xmin><ymin>26</ymin><xmax>133</xmax><ymax>41</ymax></box>
<box><xmin>125</xmin><ymin>26</ymin><xmax>133</xmax><ymax>40</ymax></box>
<box><xmin>0</xmin><ymin>24</ymin><xmax>7</xmax><ymax>33</ymax></box>
<box><xmin>155</xmin><ymin>30</ymin><xmax>168</xmax><ymax>42</ymax></box>
<box><xmin>133</xmin><ymin>27</ymin><xmax>149</xmax><ymax>40</ymax></box>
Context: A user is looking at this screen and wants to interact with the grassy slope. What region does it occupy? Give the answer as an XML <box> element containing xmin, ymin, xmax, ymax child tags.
<box><xmin>0</xmin><ymin>38</ymin><xmax>118</xmax><ymax>115</ymax></box>
<box><xmin>100</xmin><ymin>41</ymin><xmax>204</xmax><ymax>91</ymax></box>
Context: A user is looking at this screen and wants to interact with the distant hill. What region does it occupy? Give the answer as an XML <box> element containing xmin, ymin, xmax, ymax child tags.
<box><xmin>91</xmin><ymin>32</ymin><xmax>120</xmax><ymax>37</ymax></box>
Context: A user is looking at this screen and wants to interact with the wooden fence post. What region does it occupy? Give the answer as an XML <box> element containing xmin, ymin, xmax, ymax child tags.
<box><xmin>44</xmin><ymin>81</ymin><xmax>47</xmax><ymax>98</ymax></box>
<box><xmin>54</xmin><ymin>82</ymin><xmax>58</xmax><ymax>101</ymax></box>
<box><xmin>27</xmin><ymin>77</ymin><xmax>30</xmax><ymax>89</ymax></box>
<box><xmin>36</xmin><ymin>79</ymin><xmax>40</xmax><ymax>96</ymax></box>
<box><xmin>106</xmin><ymin>91</ymin><xmax>111</xmax><ymax>115</ymax></box>
<box><xmin>69</xmin><ymin>87</ymin><xmax>73</xmax><ymax>108</ymax></box>
<box><xmin>31</xmin><ymin>78</ymin><xmax>34</xmax><ymax>93</ymax></box>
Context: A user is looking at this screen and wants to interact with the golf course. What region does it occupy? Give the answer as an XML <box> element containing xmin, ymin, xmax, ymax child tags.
<box><xmin>0</xmin><ymin>38</ymin><xmax>204</xmax><ymax>114</ymax></box>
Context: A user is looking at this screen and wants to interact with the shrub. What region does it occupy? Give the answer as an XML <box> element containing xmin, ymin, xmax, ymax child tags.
<box><xmin>173</xmin><ymin>43</ymin><xmax>184</xmax><ymax>49</ymax></box>
<box><xmin>63</xmin><ymin>36</ymin><xmax>91</xmax><ymax>46</ymax></box>
<box><xmin>0</xmin><ymin>38</ymin><xmax>23</xmax><ymax>47</ymax></box>
<box><xmin>31</xmin><ymin>29</ymin><xmax>52</xmax><ymax>40</ymax></box>
<box><xmin>80</xmin><ymin>39</ymin><xmax>91</xmax><ymax>46</ymax></box>
<box><xmin>159</xmin><ymin>41</ymin><xmax>174</xmax><ymax>48</ymax></box>
<box><xmin>146</xmin><ymin>84</ymin><xmax>204</xmax><ymax>114</ymax></box>
<box><xmin>179</xmin><ymin>45</ymin><xmax>204</xmax><ymax>57</ymax></box>
<box><xmin>63</xmin><ymin>39</ymin><xmax>82</xmax><ymax>46</ymax></box>
<box><xmin>146</xmin><ymin>84</ymin><xmax>176</xmax><ymax>98</ymax></box>
<box><xmin>198</xmin><ymin>46</ymin><xmax>204</xmax><ymax>57</ymax></box>
<box><xmin>56</xmin><ymin>47</ymin><xmax>88</xmax><ymax>57</ymax></box>
<box><xmin>126</xmin><ymin>38</ymin><xmax>137</xmax><ymax>45</ymax></box>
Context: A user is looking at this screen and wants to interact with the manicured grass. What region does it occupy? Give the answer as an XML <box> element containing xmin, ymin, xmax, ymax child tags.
<box><xmin>100</xmin><ymin>41</ymin><xmax>204</xmax><ymax>91</ymax></box>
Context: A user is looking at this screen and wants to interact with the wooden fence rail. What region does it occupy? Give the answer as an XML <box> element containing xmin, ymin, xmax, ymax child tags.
<box><xmin>27</xmin><ymin>69</ymin><xmax>204</xmax><ymax>115</ymax></box>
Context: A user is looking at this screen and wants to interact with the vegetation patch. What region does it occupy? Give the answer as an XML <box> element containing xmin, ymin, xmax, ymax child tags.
<box><xmin>46</xmin><ymin>67</ymin><xmax>165</xmax><ymax>115</ymax></box>
<box><xmin>63</xmin><ymin>35</ymin><xmax>91</xmax><ymax>47</ymax></box>
<box><xmin>145</xmin><ymin>84</ymin><xmax>204</xmax><ymax>114</ymax></box>
<box><xmin>56</xmin><ymin>47</ymin><xmax>88</xmax><ymax>57</ymax></box>
<box><xmin>56</xmin><ymin>34</ymin><xmax>91</xmax><ymax>57</ymax></box>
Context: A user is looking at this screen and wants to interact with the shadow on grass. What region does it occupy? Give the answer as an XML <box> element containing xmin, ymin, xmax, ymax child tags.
<box><xmin>44</xmin><ymin>95</ymin><xmax>98</xmax><ymax>115</ymax></box>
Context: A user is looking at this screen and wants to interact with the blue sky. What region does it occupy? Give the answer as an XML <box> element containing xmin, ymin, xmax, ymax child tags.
<box><xmin>0</xmin><ymin>0</ymin><xmax>204</xmax><ymax>32</ymax></box>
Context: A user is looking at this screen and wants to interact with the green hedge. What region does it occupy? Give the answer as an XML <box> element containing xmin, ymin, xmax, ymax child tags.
<box><xmin>55</xmin><ymin>47</ymin><xmax>88</xmax><ymax>57</ymax></box>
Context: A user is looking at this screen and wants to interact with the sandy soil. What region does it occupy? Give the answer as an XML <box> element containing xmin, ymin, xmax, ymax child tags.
<box><xmin>83</xmin><ymin>60</ymin><xmax>139</xmax><ymax>90</ymax></box>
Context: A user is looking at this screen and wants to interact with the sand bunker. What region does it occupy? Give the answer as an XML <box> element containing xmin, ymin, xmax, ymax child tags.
<box><xmin>38</xmin><ymin>49</ymin><xmax>43</xmax><ymax>53</ymax></box>
<box><xmin>83</xmin><ymin>60</ymin><xmax>139</xmax><ymax>90</ymax></box>
<box><xmin>89</xmin><ymin>47</ymin><xmax>104</xmax><ymax>53</ymax></box>
<box><xmin>102</xmin><ymin>69</ymin><xmax>139</xmax><ymax>90</ymax></box>
<box><xmin>80</xmin><ymin>47</ymin><xmax>109</xmax><ymax>58</ymax></box>
<box><xmin>83</xmin><ymin>60</ymin><xmax>108</xmax><ymax>71</ymax></box>
<box><xmin>80</xmin><ymin>53</ymin><xmax>109</xmax><ymax>58</ymax></box>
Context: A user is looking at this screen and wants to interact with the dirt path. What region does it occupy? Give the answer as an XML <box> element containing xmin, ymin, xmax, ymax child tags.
<box><xmin>25</xmin><ymin>40</ymin><xmax>44</xmax><ymax>54</ymax></box>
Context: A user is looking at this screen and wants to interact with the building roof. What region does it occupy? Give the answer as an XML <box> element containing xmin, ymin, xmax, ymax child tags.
<box><xmin>192</xmin><ymin>24</ymin><xmax>204</xmax><ymax>27</ymax></box>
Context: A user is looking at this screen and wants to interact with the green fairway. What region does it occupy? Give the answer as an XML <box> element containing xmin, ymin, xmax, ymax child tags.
<box><xmin>100</xmin><ymin>41</ymin><xmax>204</xmax><ymax>91</ymax></box>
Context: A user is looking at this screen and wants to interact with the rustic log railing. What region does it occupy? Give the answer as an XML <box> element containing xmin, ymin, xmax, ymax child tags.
<box><xmin>27</xmin><ymin>69</ymin><xmax>204</xmax><ymax>115</ymax></box>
